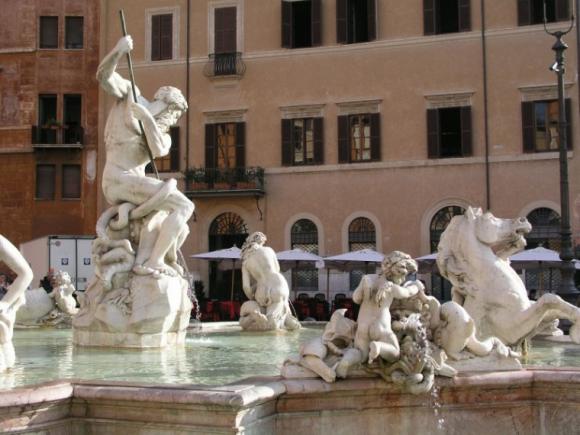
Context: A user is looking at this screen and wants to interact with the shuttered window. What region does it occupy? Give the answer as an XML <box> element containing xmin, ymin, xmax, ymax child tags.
<box><xmin>151</xmin><ymin>14</ymin><xmax>173</xmax><ymax>61</ymax></box>
<box><xmin>522</xmin><ymin>99</ymin><xmax>573</xmax><ymax>152</ymax></box>
<box><xmin>205</xmin><ymin>123</ymin><xmax>245</xmax><ymax>169</ymax></box>
<box><xmin>215</xmin><ymin>7</ymin><xmax>237</xmax><ymax>53</ymax></box>
<box><xmin>36</xmin><ymin>164</ymin><xmax>56</xmax><ymax>200</ymax></box>
<box><xmin>338</xmin><ymin>113</ymin><xmax>380</xmax><ymax>163</ymax></box>
<box><xmin>427</xmin><ymin>107</ymin><xmax>472</xmax><ymax>158</ymax></box>
<box><xmin>518</xmin><ymin>0</ymin><xmax>570</xmax><ymax>26</ymax></box>
<box><xmin>153</xmin><ymin>126</ymin><xmax>181</xmax><ymax>172</ymax></box>
<box><xmin>336</xmin><ymin>0</ymin><xmax>376</xmax><ymax>44</ymax></box>
<box><xmin>281</xmin><ymin>0</ymin><xmax>322</xmax><ymax>48</ymax></box>
<box><xmin>281</xmin><ymin>118</ymin><xmax>323</xmax><ymax>166</ymax></box>
<box><xmin>423</xmin><ymin>0</ymin><xmax>470</xmax><ymax>35</ymax></box>
<box><xmin>40</xmin><ymin>16</ymin><xmax>58</xmax><ymax>49</ymax></box>
<box><xmin>62</xmin><ymin>164</ymin><xmax>81</xmax><ymax>199</ymax></box>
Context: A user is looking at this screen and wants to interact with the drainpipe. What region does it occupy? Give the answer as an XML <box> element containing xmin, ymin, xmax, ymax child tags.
<box><xmin>576</xmin><ymin>0</ymin><xmax>580</xmax><ymax>114</ymax></box>
<box><xmin>186</xmin><ymin>0</ymin><xmax>191</xmax><ymax>172</ymax></box>
<box><xmin>481</xmin><ymin>0</ymin><xmax>491</xmax><ymax>211</ymax></box>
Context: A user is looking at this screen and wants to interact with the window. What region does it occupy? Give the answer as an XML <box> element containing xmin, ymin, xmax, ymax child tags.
<box><xmin>62</xmin><ymin>164</ymin><xmax>81</xmax><ymax>199</ymax></box>
<box><xmin>36</xmin><ymin>164</ymin><xmax>56</xmax><ymax>200</ymax></box>
<box><xmin>348</xmin><ymin>217</ymin><xmax>376</xmax><ymax>290</ymax></box>
<box><xmin>63</xmin><ymin>94</ymin><xmax>82</xmax><ymax>144</ymax></box>
<box><xmin>427</xmin><ymin>106</ymin><xmax>472</xmax><ymax>158</ymax></box>
<box><xmin>151</xmin><ymin>14</ymin><xmax>173</xmax><ymax>61</ymax></box>
<box><xmin>39</xmin><ymin>16</ymin><xmax>58</xmax><ymax>49</ymax></box>
<box><xmin>205</xmin><ymin>122</ymin><xmax>245</xmax><ymax>169</ymax></box>
<box><xmin>281</xmin><ymin>118</ymin><xmax>323</xmax><ymax>165</ymax></box>
<box><xmin>522</xmin><ymin>99</ymin><xmax>572</xmax><ymax>152</ymax></box>
<box><xmin>291</xmin><ymin>219</ymin><xmax>319</xmax><ymax>292</ymax></box>
<box><xmin>424</xmin><ymin>0</ymin><xmax>471</xmax><ymax>35</ymax></box>
<box><xmin>211</xmin><ymin>7</ymin><xmax>238</xmax><ymax>75</ymax></box>
<box><xmin>37</xmin><ymin>94</ymin><xmax>58</xmax><ymax>144</ymax></box>
<box><xmin>518</xmin><ymin>0</ymin><xmax>571</xmax><ymax>26</ymax></box>
<box><xmin>282</xmin><ymin>0</ymin><xmax>321</xmax><ymax>48</ymax></box>
<box><xmin>65</xmin><ymin>16</ymin><xmax>83</xmax><ymax>49</ymax></box>
<box><xmin>337</xmin><ymin>0</ymin><xmax>376</xmax><ymax>44</ymax></box>
<box><xmin>338</xmin><ymin>113</ymin><xmax>380</xmax><ymax>163</ymax></box>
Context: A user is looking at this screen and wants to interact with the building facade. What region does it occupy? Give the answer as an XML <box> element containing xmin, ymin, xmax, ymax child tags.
<box><xmin>0</xmin><ymin>0</ymin><xmax>100</xmax><ymax>254</ymax></box>
<box><xmin>98</xmin><ymin>0</ymin><xmax>580</xmax><ymax>298</ymax></box>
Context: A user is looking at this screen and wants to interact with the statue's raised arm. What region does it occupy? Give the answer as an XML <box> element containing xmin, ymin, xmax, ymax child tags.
<box><xmin>96</xmin><ymin>35</ymin><xmax>133</xmax><ymax>99</ymax></box>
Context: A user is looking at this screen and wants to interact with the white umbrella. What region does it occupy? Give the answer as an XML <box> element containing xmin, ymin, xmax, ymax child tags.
<box><xmin>276</xmin><ymin>249</ymin><xmax>324</xmax><ymax>271</ymax></box>
<box><xmin>191</xmin><ymin>246</ymin><xmax>241</xmax><ymax>300</ymax></box>
<box><xmin>324</xmin><ymin>249</ymin><xmax>384</xmax><ymax>300</ymax></box>
<box><xmin>415</xmin><ymin>253</ymin><xmax>438</xmax><ymax>273</ymax></box>
<box><xmin>509</xmin><ymin>247</ymin><xmax>580</xmax><ymax>269</ymax></box>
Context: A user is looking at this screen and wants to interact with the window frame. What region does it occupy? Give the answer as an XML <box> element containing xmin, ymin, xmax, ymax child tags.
<box><xmin>427</xmin><ymin>106</ymin><xmax>472</xmax><ymax>159</ymax></box>
<box><xmin>336</xmin><ymin>0</ymin><xmax>377</xmax><ymax>44</ymax></box>
<box><xmin>282</xmin><ymin>0</ymin><xmax>322</xmax><ymax>49</ymax></box>
<box><xmin>208</xmin><ymin>1</ymin><xmax>244</xmax><ymax>55</ymax></box>
<box><xmin>61</xmin><ymin>164</ymin><xmax>82</xmax><ymax>200</ymax></box>
<box><xmin>518</xmin><ymin>0</ymin><xmax>571</xmax><ymax>26</ymax></box>
<box><xmin>64</xmin><ymin>16</ymin><xmax>84</xmax><ymax>49</ymax></box>
<box><xmin>35</xmin><ymin>164</ymin><xmax>57</xmax><ymax>200</ymax></box>
<box><xmin>521</xmin><ymin>99</ymin><xmax>572</xmax><ymax>153</ymax></box>
<box><xmin>146</xmin><ymin>7</ymin><xmax>179</xmax><ymax>62</ymax></box>
<box><xmin>338</xmin><ymin>112</ymin><xmax>381</xmax><ymax>163</ymax></box>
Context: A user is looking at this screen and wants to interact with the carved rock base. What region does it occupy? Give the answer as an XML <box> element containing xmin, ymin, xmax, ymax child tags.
<box><xmin>73</xmin><ymin>273</ymin><xmax>192</xmax><ymax>349</ymax></box>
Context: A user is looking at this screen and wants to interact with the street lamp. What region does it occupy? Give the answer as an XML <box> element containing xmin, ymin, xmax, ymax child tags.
<box><xmin>542</xmin><ymin>1</ymin><xmax>578</xmax><ymax>300</ymax></box>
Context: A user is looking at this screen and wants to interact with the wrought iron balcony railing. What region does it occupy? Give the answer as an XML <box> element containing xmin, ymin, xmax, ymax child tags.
<box><xmin>203</xmin><ymin>52</ymin><xmax>246</xmax><ymax>78</ymax></box>
<box><xmin>185</xmin><ymin>167</ymin><xmax>264</xmax><ymax>197</ymax></box>
<box><xmin>31</xmin><ymin>125</ymin><xmax>84</xmax><ymax>148</ymax></box>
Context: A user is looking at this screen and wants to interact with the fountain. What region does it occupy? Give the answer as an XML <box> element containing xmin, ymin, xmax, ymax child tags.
<box><xmin>1</xmin><ymin>33</ymin><xmax>580</xmax><ymax>434</ymax></box>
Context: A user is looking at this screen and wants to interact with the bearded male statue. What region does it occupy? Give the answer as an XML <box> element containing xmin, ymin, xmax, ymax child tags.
<box><xmin>72</xmin><ymin>36</ymin><xmax>193</xmax><ymax>347</ymax></box>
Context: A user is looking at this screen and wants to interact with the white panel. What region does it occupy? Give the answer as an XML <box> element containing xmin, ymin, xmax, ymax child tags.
<box><xmin>76</xmin><ymin>238</ymin><xmax>95</xmax><ymax>291</ymax></box>
<box><xmin>49</xmin><ymin>238</ymin><xmax>77</xmax><ymax>287</ymax></box>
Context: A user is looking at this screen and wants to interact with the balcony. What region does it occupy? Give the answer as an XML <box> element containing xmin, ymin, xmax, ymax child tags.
<box><xmin>185</xmin><ymin>167</ymin><xmax>264</xmax><ymax>198</ymax></box>
<box><xmin>31</xmin><ymin>125</ymin><xmax>84</xmax><ymax>148</ymax></box>
<box><xmin>203</xmin><ymin>52</ymin><xmax>246</xmax><ymax>78</ymax></box>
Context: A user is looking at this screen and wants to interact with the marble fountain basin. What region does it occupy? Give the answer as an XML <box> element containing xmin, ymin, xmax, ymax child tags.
<box><xmin>2</xmin><ymin>324</ymin><xmax>580</xmax><ymax>434</ymax></box>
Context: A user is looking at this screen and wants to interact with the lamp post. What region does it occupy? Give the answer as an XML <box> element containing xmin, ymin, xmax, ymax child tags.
<box><xmin>543</xmin><ymin>3</ymin><xmax>578</xmax><ymax>300</ymax></box>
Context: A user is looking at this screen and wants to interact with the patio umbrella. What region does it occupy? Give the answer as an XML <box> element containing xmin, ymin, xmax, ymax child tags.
<box><xmin>323</xmin><ymin>249</ymin><xmax>384</xmax><ymax>300</ymax></box>
<box><xmin>276</xmin><ymin>249</ymin><xmax>324</xmax><ymax>300</ymax></box>
<box><xmin>415</xmin><ymin>253</ymin><xmax>438</xmax><ymax>274</ymax></box>
<box><xmin>509</xmin><ymin>247</ymin><xmax>579</xmax><ymax>268</ymax></box>
<box><xmin>191</xmin><ymin>246</ymin><xmax>241</xmax><ymax>301</ymax></box>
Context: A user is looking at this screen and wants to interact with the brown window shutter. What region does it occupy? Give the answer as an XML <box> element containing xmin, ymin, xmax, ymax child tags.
<box><xmin>338</xmin><ymin>115</ymin><xmax>349</xmax><ymax>163</ymax></box>
<box><xmin>517</xmin><ymin>0</ymin><xmax>531</xmax><ymax>26</ymax></box>
<box><xmin>427</xmin><ymin>109</ymin><xmax>440</xmax><ymax>158</ymax></box>
<box><xmin>282</xmin><ymin>1</ymin><xmax>293</xmax><ymax>48</ymax></box>
<box><xmin>423</xmin><ymin>0</ymin><xmax>435</xmax><ymax>35</ymax></box>
<box><xmin>556</xmin><ymin>0</ymin><xmax>571</xmax><ymax>21</ymax></box>
<box><xmin>458</xmin><ymin>0</ymin><xmax>471</xmax><ymax>32</ymax></box>
<box><xmin>205</xmin><ymin>124</ymin><xmax>216</xmax><ymax>168</ymax></box>
<box><xmin>367</xmin><ymin>0</ymin><xmax>377</xmax><ymax>41</ymax></box>
<box><xmin>521</xmin><ymin>101</ymin><xmax>535</xmax><ymax>153</ymax></box>
<box><xmin>460</xmin><ymin>106</ymin><xmax>472</xmax><ymax>156</ymax></box>
<box><xmin>62</xmin><ymin>164</ymin><xmax>81</xmax><ymax>199</ymax></box>
<box><xmin>235</xmin><ymin>122</ymin><xmax>246</xmax><ymax>168</ymax></box>
<box><xmin>370</xmin><ymin>113</ymin><xmax>381</xmax><ymax>161</ymax></box>
<box><xmin>40</xmin><ymin>16</ymin><xmax>59</xmax><ymax>49</ymax></box>
<box><xmin>313</xmin><ymin>117</ymin><xmax>324</xmax><ymax>164</ymax></box>
<box><xmin>312</xmin><ymin>0</ymin><xmax>322</xmax><ymax>46</ymax></box>
<box><xmin>215</xmin><ymin>7</ymin><xmax>237</xmax><ymax>53</ymax></box>
<box><xmin>151</xmin><ymin>15</ymin><xmax>161</xmax><ymax>60</ymax></box>
<box><xmin>170</xmin><ymin>126</ymin><xmax>180</xmax><ymax>171</ymax></box>
<box><xmin>36</xmin><ymin>164</ymin><xmax>56</xmax><ymax>200</ymax></box>
<box><xmin>336</xmin><ymin>0</ymin><xmax>347</xmax><ymax>44</ymax></box>
<box><xmin>565</xmin><ymin>98</ymin><xmax>573</xmax><ymax>150</ymax></box>
<box><xmin>160</xmin><ymin>14</ymin><xmax>173</xmax><ymax>59</ymax></box>
<box><xmin>282</xmin><ymin>119</ymin><xmax>293</xmax><ymax>165</ymax></box>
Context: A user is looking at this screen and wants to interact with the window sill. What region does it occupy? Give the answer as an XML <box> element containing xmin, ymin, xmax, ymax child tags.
<box><xmin>61</xmin><ymin>198</ymin><xmax>81</xmax><ymax>201</ymax></box>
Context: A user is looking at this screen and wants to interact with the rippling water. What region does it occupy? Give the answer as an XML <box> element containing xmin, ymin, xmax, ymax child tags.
<box><xmin>2</xmin><ymin>328</ymin><xmax>580</xmax><ymax>390</ymax></box>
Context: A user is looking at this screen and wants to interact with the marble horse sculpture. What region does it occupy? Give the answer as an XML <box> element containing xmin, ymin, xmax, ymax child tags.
<box><xmin>16</xmin><ymin>270</ymin><xmax>78</xmax><ymax>326</ymax></box>
<box><xmin>437</xmin><ymin>207</ymin><xmax>580</xmax><ymax>347</ymax></box>
<box><xmin>0</xmin><ymin>235</ymin><xmax>33</xmax><ymax>371</ymax></box>
<box><xmin>73</xmin><ymin>35</ymin><xmax>193</xmax><ymax>347</ymax></box>
<box><xmin>239</xmin><ymin>232</ymin><xmax>301</xmax><ymax>331</ymax></box>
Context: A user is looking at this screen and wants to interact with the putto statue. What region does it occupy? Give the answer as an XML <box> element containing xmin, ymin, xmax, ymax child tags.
<box><xmin>16</xmin><ymin>270</ymin><xmax>78</xmax><ymax>327</ymax></box>
<box><xmin>0</xmin><ymin>235</ymin><xmax>33</xmax><ymax>371</ymax></box>
<box><xmin>238</xmin><ymin>232</ymin><xmax>300</xmax><ymax>331</ymax></box>
<box><xmin>437</xmin><ymin>207</ymin><xmax>580</xmax><ymax>347</ymax></box>
<box><xmin>283</xmin><ymin>250</ymin><xmax>519</xmax><ymax>394</ymax></box>
<box><xmin>73</xmin><ymin>35</ymin><xmax>193</xmax><ymax>347</ymax></box>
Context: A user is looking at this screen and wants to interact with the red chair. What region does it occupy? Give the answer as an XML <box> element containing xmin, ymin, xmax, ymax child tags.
<box><xmin>218</xmin><ymin>301</ymin><xmax>236</xmax><ymax>321</ymax></box>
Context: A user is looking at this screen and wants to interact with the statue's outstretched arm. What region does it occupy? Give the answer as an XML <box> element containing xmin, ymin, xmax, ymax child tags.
<box><xmin>96</xmin><ymin>36</ymin><xmax>133</xmax><ymax>99</ymax></box>
<box><xmin>0</xmin><ymin>235</ymin><xmax>33</xmax><ymax>311</ymax></box>
<box><xmin>130</xmin><ymin>102</ymin><xmax>171</xmax><ymax>158</ymax></box>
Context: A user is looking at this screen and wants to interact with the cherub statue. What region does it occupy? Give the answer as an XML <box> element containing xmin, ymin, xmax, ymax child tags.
<box><xmin>0</xmin><ymin>235</ymin><xmax>33</xmax><ymax>371</ymax></box>
<box><xmin>49</xmin><ymin>271</ymin><xmax>78</xmax><ymax>316</ymax></box>
<box><xmin>239</xmin><ymin>232</ymin><xmax>300</xmax><ymax>331</ymax></box>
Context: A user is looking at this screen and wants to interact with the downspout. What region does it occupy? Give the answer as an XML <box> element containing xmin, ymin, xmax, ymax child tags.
<box><xmin>481</xmin><ymin>0</ymin><xmax>491</xmax><ymax>211</ymax></box>
<box><xmin>576</xmin><ymin>0</ymin><xmax>580</xmax><ymax>114</ymax></box>
<box><xmin>186</xmin><ymin>0</ymin><xmax>191</xmax><ymax>172</ymax></box>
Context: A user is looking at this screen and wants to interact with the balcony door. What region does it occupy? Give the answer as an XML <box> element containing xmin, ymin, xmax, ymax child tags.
<box><xmin>205</xmin><ymin>122</ymin><xmax>245</xmax><ymax>186</ymax></box>
<box><xmin>214</xmin><ymin>7</ymin><xmax>237</xmax><ymax>75</ymax></box>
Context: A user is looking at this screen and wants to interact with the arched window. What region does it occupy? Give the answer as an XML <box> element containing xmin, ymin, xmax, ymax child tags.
<box><xmin>208</xmin><ymin>212</ymin><xmax>248</xmax><ymax>300</ymax></box>
<box><xmin>348</xmin><ymin>217</ymin><xmax>376</xmax><ymax>290</ymax></box>
<box><xmin>429</xmin><ymin>205</ymin><xmax>465</xmax><ymax>301</ymax></box>
<box><xmin>526</xmin><ymin>208</ymin><xmax>562</xmax><ymax>293</ymax></box>
<box><xmin>291</xmin><ymin>219</ymin><xmax>319</xmax><ymax>293</ymax></box>
<box><xmin>429</xmin><ymin>205</ymin><xmax>465</xmax><ymax>252</ymax></box>
<box><xmin>526</xmin><ymin>208</ymin><xmax>561</xmax><ymax>251</ymax></box>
